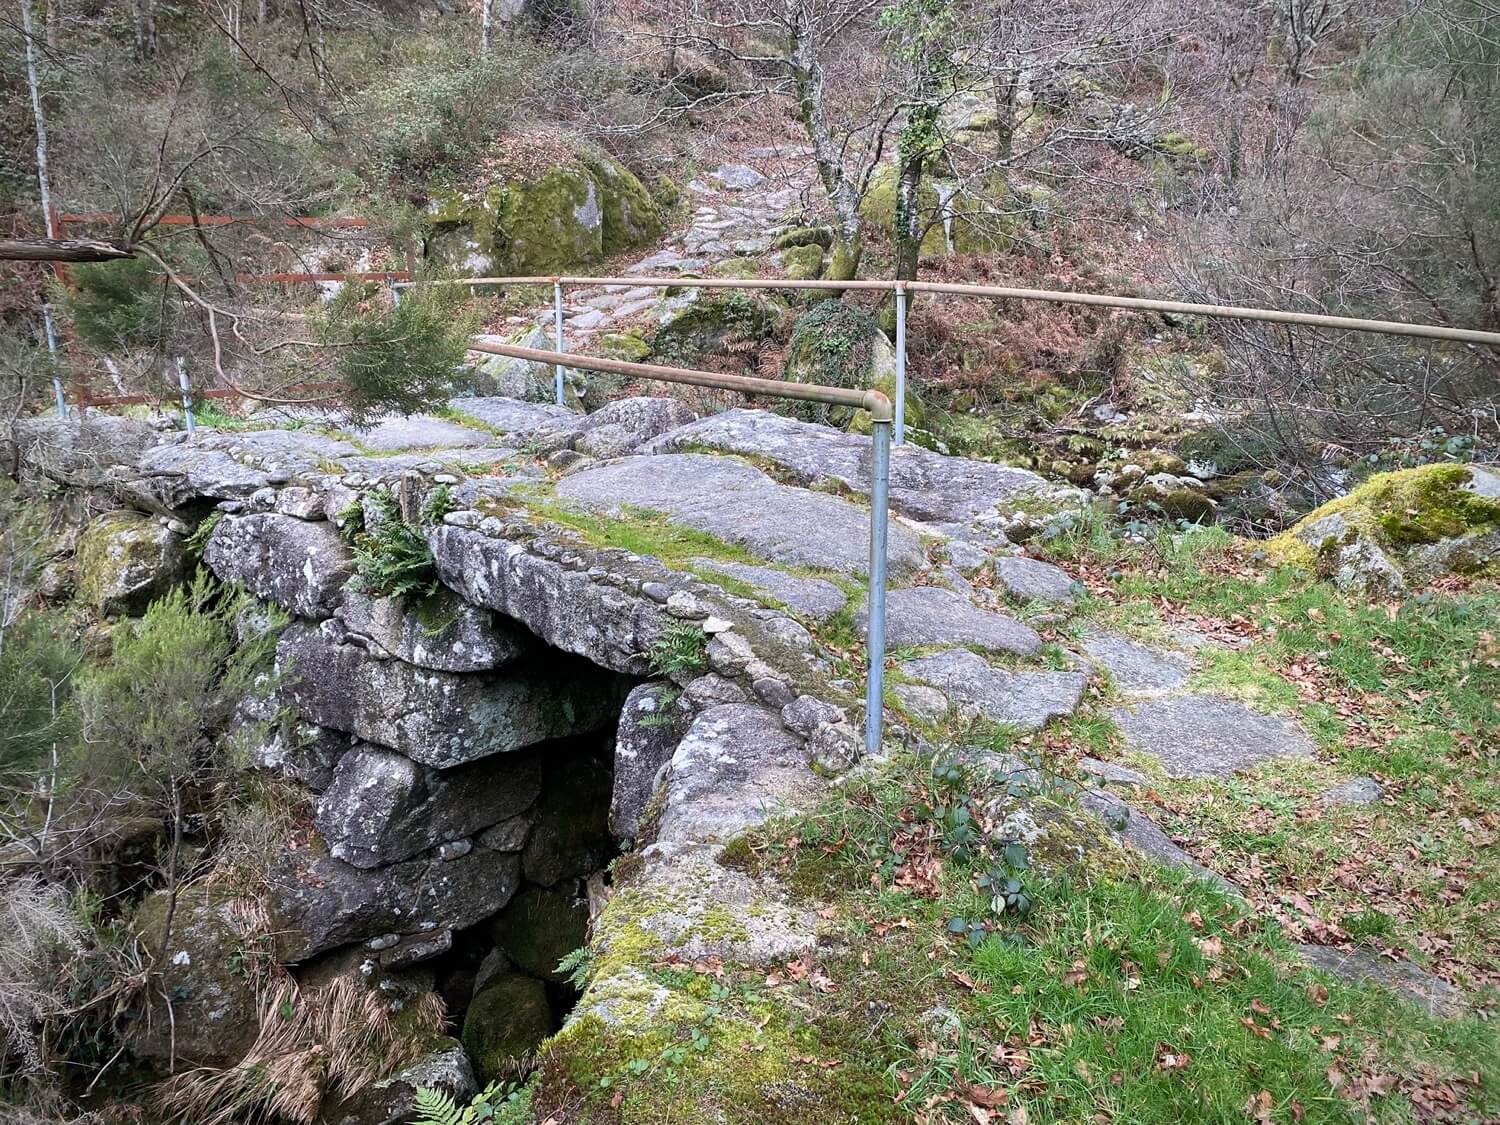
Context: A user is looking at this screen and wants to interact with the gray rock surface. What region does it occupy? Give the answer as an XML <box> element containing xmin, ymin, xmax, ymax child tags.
<box><xmin>353</xmin><ymin>416</ymin><xmax>497</xmax><ymax>452</ymax></box>
<box><xmin>711</xmin><ymin>164</ymin><xmax>767</xmax><ymax>190</ymax></box>
<box><xmin>858</xmin><ymin>586</ymin><xmax>1042</xmax><ymax>657</ymax></box>
<box><xmin>572</xmin><ymin>397</ymin><xmax>698</xmax><ymax>458</ymax></box>
<box><xmin>993</xmin><ymin>556</ymin><xmax>1079</xmax><ymax>604</ymax></box>
<box><xmin>316</xmin><ymin>742</ymin><xmax>542</xmax><ymax>868</ymax></box>
<box><xmin>1296</xmin><ymin>944</ymin><xmax>1467</xmax><ymax>1018</ymax></box>
<box><xmin>1080</xmin><ymin>789</ymin><xmax>1238</xmax><ymax>893</ymax></box>
<box><xmin>1078</xmin><ymin>630</ymin><xmax>1192</xmax><ymax>694</ymax></box>
<box><xmin>1318</xmin><ymin>776</ymin><xmax>1385</xmax><ymax>806</ymax></box>
<box><xmin>336</xmin><ymin>587</ymin><xmax>527</xmax><ymax>672</ymax></box>
<box><xmin>269</xmin><ymin>843</ymin><xmax>521</xmax><ymax>961</ymax></box>
<box><xmin>204</xmin><ymin>512</ymin><xmax>353</xmax><ymax>618</ymax></box>
<box><xmin>689</xmin><ymin>558</ymin><xmax>847</xmax><ymax>621</ymax></box>
<box><xmin>1078</xmin><ymin>757</ymin><xmax>1149</xmax><ymax>787</ymax></box>
<box><xmin>6</xmin><ymin>413</ymin><xmax>155</xmax><ymax>488</ymax></box>
<box><xmin>653</xmin><ymin>704</ymin><xmax>820</xmax><ymax>848</ymax></box>
<box><xmin>277</xmin><ymin>621</ymin><xmax>629</xmax><ymax>767</ymax></box>
<box><xmin>1108</xmin><ymin>694</ymin><xmax>1314</xmax><ymax>777</ymax></box>
<box><xmin>445</xmin><ymin>396</ymin><xmax>584</xmax><ymax>444</ymax></box>
<box><xmin>611</xmin><ymin>682</ymin><xmax>685</xmax><ymax>841</ymax></box>
<box><xmin>430</xmin><ymin>525</ymin><xmax>671</xmax><ymax>675</ymax></box>
<box><xmin>644</xmin><ymin>409</ymin><xmax>1059</xmax><ymax>527</ymax></box>
<box><xmin>900</xmin><ymin>648</ymin><xmax>1086</xmax><ymax>730</ymax></box>
<box><xmin>556</xmin><ymin>453</ymin><xmax>924</xmax><ymax>576</ymax></box>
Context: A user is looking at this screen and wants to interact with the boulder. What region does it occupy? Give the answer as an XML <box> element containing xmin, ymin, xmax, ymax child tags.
<box><xmin>236</xmin><ymin>706</ymin><xmax>350</xmax><ymax>792</ymax></box>
<box><xmin>1076</xmin><ymin>630</ymin><xmax>1191</xmax><ymax>695</ymax></box>
<box><xmin>781</xmin><ymin>303</ymin><xmax>921</xmax><ymax>430</ymax></box>
<box><xmin>429</xmin><ymin>525</ymin><xmax>671</xmax><ymax>676</ymax></box>
<box><xmin>572</xmin><ymin>397</ymin><xmax>698</xmax><ymax>459</ymax></box>
<box><xmin>316</xmin><ymin>742</ymin><xmax>542</xmax><ymax>868</ymax></box>
<box><xmin>523</xmin><ymin>753</ymin><xmax>615</xmax><ymax>885</ymax></box>
<box><xmin>856</xmin><ymin>586</ymin><xmax>1042</xmax><ymax>657</ymax></box>
<box><xmin>654</xmin><ymin>704</ymin><xmax>821</xmax><ymax>848</ymax></box>
<box><xmin>5</xmin><ymin>413</ymin><xmax>155</xmax><ymax>489</ymax></box>
<box><xmin>466</xmin><ymin>326</ymin><xmax>578</xmax><ymax>403</ymax></box>
<box><xmin>351</xmin><ymin>416</ymin><xmax>497</xmax><ymax>452</ymax></box>
<box><xmin>1107</xmin><ymin>694</ymin><xmax>1314</xmax><ymax>778</ymax></box>
<box><xmin>900</xmin><ymin>649</ymin><xmax>1087</xmax><ymax>730</ymax></box>
<box><xmin>461</xmin><ymin>973</ymin><xmax>554</xmax><ymax>1083</ymax></box>
<box><xmin>710</xmin><ymin>164</ymin><xmax>766</xmax><ymax>190</ymax></box>
<box><xmin>611</xmin><ymin>682</ymin><xmax>686</xmax><ymax>840</ymax></box>
<box><xmin>127</xmin><ymin>888</ymin><xmax>262</xmax><ymax>1069</ymax></box>
<box><xmin>991</xmin><ymin>556</ymin><xmax>1079</xmax><ymax>604</ymax></box>
<box><xmin>76</xmin><ymin>510</ymin><xmax>188</xmax><ymax>616</ymax></box>
<box><xmin>268</xmin><ymin>841</ymin><xmax>522</xmax><ymax>961</ymax></box>
<box><xmin>1267</xmin><ymin>463</ymin><xmax>1500</xmax><ymax>594</ymax></box>
<box><xmin>334</xmin><ymin>1039</ymin><xmax>476</xmax><ymax>1125</ymax></box>
<box><xmin>858</xmin><ymin>164</ymin><xmax>1014</xmax><ymax>258</ymax></box>
<box><xmin>491</xmin><ymin>882</ymin><xmax>589</xmax><ymax>981</ymax></box>
<box><xmin>1296</xmin><ymin>944</ymin><xmax>1466</xmax><ymax>1019</ymax></box>
<box><xmin>428</xmin><ymin>144</ymin><xmax>661</xmax><ymax>276</ymax></box>
<box><xmin>276</xmin><ymin>620</ymin><xmax>630</xmax><ymax>768</ymax></box>
<box><xmin>336</xmin><ymin>587</ymin><xmax>528</xmax><ymax>673</ymax></box>
<box><xmin>204</xmin><ymin>512</ymin><xmax>353</xmax><ymax>619</ymax></box>
<box><xmin>554</xmin><ymin>453</ymin><xmax>925</xmax><ymax>577</ymax></box>
<box><xmin>781</xmin><ymin>243</ymin><xmax>825</xmax><ymax>281</ymax></box>
<box><xmin>445</xmin><ymin>396</ymin><xmax>585</xmax><ymax>445</ymax></box>
<box><xmin>650</xmin><ymin>290</ymin><xmax>782</xmax><ymax>368</ymax></box>
<box><xmin>1079</xmin><ymin>790</ymin><xmax>1238</xmax><ymax>893</ymax></box>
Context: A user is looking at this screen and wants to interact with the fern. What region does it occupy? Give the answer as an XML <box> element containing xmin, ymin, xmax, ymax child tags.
<box><xmin>346</xmin><ymin>489</ymin><xmax>439</xmax><ymax>601</ymax></box>
<box><xmin>412</xmin><ymin>1081</ymin><xmax>517</xmax><ymax>1125</ymax></box>
<box><xmin>412</xmin><ymin>1086</ymin><xmax>463</xmax><ymax>1125</ymax></box>
<box><xmin>556</xmin><ymin>945</ymin><xmax>593</xmax><ymax>990</ymax></box>
<box><xmin>647</xmin><ymin>622</ymin><xmax>708</xmax><ymax>678</ymax></box>
<box><xmin>184</xmin><ymin>510</ymin><xmax>225</xmax><ymax>560</ymax></box>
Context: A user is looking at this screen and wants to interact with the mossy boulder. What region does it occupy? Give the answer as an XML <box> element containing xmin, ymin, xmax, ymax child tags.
<box><xmin>781</xmin><ymin>243</ymin><xmax>825</xmax><ymax>281</ymax></box>
<box><xmin>1152</xmin><ymin>132</ymin><xmax>1214</xmax><ymax>171</ymax></box>
<box><xmin>774</xmin><ymin>226</ymin><xmax>834</xmax><ymax>251</ymax></box>
<box><xmin>858</xmin><ymin>165</ymin><xmax>1014</xmax><ymax>259</ymax></box>
<box><xmin>427</xmin><ymin>143</ymin><xmax>661</xmax><ymax>276</ymax></box>
<box><xmin>782</xmin><ymin>302</ymin><xmax>924</xmax><ymax>430</ymax></box>
<box><xmin>490</xmin><ymin>883</ymin><xmax>589</xmax><ymax>982</ymax></box>
<box><xmin>126</xmin><ymin>887</ymin><xmax>262</xmax><ymax>1070</ymax></box>
<box><xmin>650</xmin><ymin>291</ymin><xmax>782</xmax><ymax>368</ymax></box>
<box><xmin>461</xmin><ymin>972</ymin><xmax>554</xmax><ymax>1083</ymax></box>
<box><xmin>596</xmin><ymin>330</ymin><xmax>651</xmax><ymax>362</ymax></box>
<box><xmin>76</xmin><ymin>510</ymin><xmax>188</xmax><ymax>617</ymax></box>
<box><xmin>1266</xmin><ymin>464</ymin><xmax>1500</xmax><ymax>595</ymax></box>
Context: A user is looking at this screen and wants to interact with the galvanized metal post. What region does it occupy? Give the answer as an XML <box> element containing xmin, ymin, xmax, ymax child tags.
<box><xmin>552</xmin><ymin>281</ymin><xmax>566</xmax><ymax>407</ymax></box>
<box><xmin>390</xmin><ymin>281</ymin><xmax>402</xmax><ymax>308</ymax></box>
<box><xmin>893</xmin><ymin>282</ymin><xmax>907</xmax><ymax>447</ymax></box>
<box><xmin>864</xmin><ymin>416</ymin><xmax>892</xmax><ymax>757</ymax></box>
<box><xmin>42</xmin><ymin>303</ymin><xmax>65</xmax><ymax>418</ymax></box>
<box><xmin>177</xmin><ymin>357</ymin><xmax>195</xmax><ymax>434</ymax></box>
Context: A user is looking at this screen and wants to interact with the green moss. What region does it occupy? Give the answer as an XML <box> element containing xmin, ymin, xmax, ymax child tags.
<box><xmin>462</xmin><ymin>973</ymin><xmax>554</xmax><ymax>1083</ymax></box>
<box><xmin>492</xmin><ymin>884</ymin><xmax>589</xmax><ymax>982</ymax></box>
<box><xmin>774</xmin><ymin>226</ymin><xmax>834</xmax><ymax>250</ymax></box>
<box><xmin>708</xmin><ymin>258</ymin><xmax>763</xmax><ymax>279</ymax></box>
<box><xmin>781</xmin><ymin>243</ymin><xmax>825</xmax><ymax>281</ymax></box>
<box><xmin>428</xmin><ymin>144</ymin><xmax>660</xmax><ymax>275</ymax></box>
<box><xmin>596</xmin><ymin>330</ymin><xmax>651</xmax><ymax>362</ymax></box>
<box><xmin>858</xmin><ymin>166</ymin><xmax>1014</xmax><ymax>258</ymax></box>
<box><xmin>1269</xmin><ymin>463</ymin><xmax>1500</xmax><ymax>564</ymax></box>
<box><xmin>716</xmin><ymin>835</ymin><xmax>757</xmax><ymax>872</ymax></box>
<box><xmin>650</xmin><ymin>292</ymin><xmax>781</xmax><ymax>367</ymax></box>
<box><xmin>76</xmin><ymin>510</ymin><xmax>187</xmax><ymax>617</ymax></box>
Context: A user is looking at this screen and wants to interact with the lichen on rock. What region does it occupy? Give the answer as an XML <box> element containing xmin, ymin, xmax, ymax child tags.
<box><xmin>1267</xmin><ymin>463</ymin><xmax>1500</xmax><ymax>595</ymax></box>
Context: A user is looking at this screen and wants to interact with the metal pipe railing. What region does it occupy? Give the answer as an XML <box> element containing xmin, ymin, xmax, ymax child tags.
<box><xmin>409</xmin><ymin>271</ymin><xmax>1500</xmax><ymax>446</ymax></box>
<box><xmin>467</xmin><ymin>339</ymin><xmax>895</xmax><ymax>757</ymax></box>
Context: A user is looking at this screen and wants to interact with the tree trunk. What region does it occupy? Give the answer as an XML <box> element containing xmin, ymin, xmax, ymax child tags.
<box><xmin>894</xmin><ymin>153</ymin><xmax>924</xmax><ymax>283</ymax></box>
<box><xmin>480</xmin><ymin>0</ymin><xmax>493</xmax><ymax>53</ymax></box>
<box><xmin>789</xmin><ymin>23</ymin><xmax>863</xmax><ymax>290</ymax></box>
<box><xmin>132</xmin><ymin>0</ymin><xmax>156</xmax><ymax>59</ymax></box>
<box><xmin>0</xmin><ymin>237</ymin><xmax>136</xmax><ymax>263</ymax></box>
<box><xmin>993</xmin><ymin>65</ymin><xmax>1017</xmax><ymax>161</ymax></box>
<box><xmin>21</xmin><ymin>0</ymin><xmax>55</xmax><ymax>236</ymax></box>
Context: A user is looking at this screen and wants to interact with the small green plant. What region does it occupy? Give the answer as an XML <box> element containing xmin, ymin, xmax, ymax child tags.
<box><xmin>411</xmin><ymin>1080</ymin><xmax>524</xmax><ymax>1125</ymax></box>
<box><xmin>183</xmin><ymin>510</ymin><xmax>224</xmax><ymax>560</ymax></box>
<box><xmin>555</xmin><ymin>945</ymin><xmax>593</xmax><ymax>990</ymax></box>
<box><xmin>336</xmin><ymin>498</ymin><xmax>366</xmax><ymax>542</ymax></box>
<box><xmin>348</xmin><ymin>490</ymin><xmax>439</xmax><ymax>601</ymax></box>
<box><xmin>421</xmin><ymin>483</ymin><xmax>456</xmax><ymax>524</ymax></box>
<box><xmin>647</xmin><ymin>621</ymin><xmax>708</xmax><ymax>678</ymax></box>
